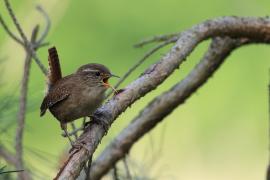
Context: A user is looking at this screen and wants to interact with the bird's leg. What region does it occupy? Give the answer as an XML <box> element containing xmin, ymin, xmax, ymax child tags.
<box><xmin>61</xmin><ymin>123</ymin><xmax>91</xmax><ymax>154</ymax></box>
<box><xmin>60</xmin><ymin>123</ymin><xmax>74</xmax><ymax>146</ymax></box>
<box><xmin>82</xmin><ymin>117</ymin><xmax>91</xmax><ymax>130</ymax></box>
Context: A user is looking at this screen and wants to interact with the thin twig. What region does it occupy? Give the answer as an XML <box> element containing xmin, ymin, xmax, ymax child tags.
<box><xmin>0</xmin><ymin>169</ymin><xmax>24</xmax><ymax>174</ymax></box>
<box><xmin>0</xmin><ymin>13</ymin><xmax>24</xmax><ymax>45</ymax></box>
<box><xmin>36</xmin><ymin>42</ymin><xmax>50</xmax><ymax>48</ymax></box>
<box><xmin>4</xmin><ymin>0</ymin><xmax>28</xmax><ymax>45</ymax></box>
<box><xmin>4</xmin><ymin>0</ymin><xmax>48</xmax><ymax>75</ymax></box>
<box><xmin>134</xmin><ymin>33</ymin><xmax>179</xmax><ymax>48</ymax></box>
<box><xmin>35</xmin><ymin>5</ymin><xmax>51</xmax><ymax>45</ymax></box>
<box><xmin>106</xmin><ymin>38</ymin><xmax>176</xmax><ymax>98</ymax></box>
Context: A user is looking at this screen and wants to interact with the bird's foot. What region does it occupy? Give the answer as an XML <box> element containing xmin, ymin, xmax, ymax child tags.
<box><xmin>69</xmin><ymin>140</ymin><xmax>90</xmax><ymax>155</ymax></box>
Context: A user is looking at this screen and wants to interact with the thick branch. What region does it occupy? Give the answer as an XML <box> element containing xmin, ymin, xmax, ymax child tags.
<box><xmin>56</xmin><ymin>16</ymin><xmax>270</xmax><ymax>180</ymax></box>
<box><xmin>89</xmin><ymin>37</ymin><xmax>250</xmax><ymax>179</ymax></box>
<box><xmin>107</xmin><ymin>38</ymin><xmax>176</xmax><ymax>98</ymax></box>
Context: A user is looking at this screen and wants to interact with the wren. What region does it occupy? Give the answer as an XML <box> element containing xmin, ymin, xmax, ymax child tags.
<box><xmin>40</xmin><ymin>63</ymin><xmax>118</xmax><ymax>146</ymax></box>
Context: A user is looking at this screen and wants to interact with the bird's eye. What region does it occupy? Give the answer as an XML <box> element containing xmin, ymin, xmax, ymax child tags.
<box><xmin>95</xmin><ymin>72</ymin><xmax>101</xmax><ymax>76</ymax></box>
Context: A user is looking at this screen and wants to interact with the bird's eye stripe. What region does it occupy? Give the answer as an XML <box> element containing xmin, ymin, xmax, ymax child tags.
<box><xmin>82</xmin><ymin>69</ymin><xmax>98</xmax><ymax>72</ymax></box>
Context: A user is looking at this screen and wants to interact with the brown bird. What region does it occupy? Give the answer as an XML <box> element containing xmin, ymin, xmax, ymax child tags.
<box><xmin>40</xmin><ymin>63</ymin><xmax>118</xmax><ymax>145</ymax></box>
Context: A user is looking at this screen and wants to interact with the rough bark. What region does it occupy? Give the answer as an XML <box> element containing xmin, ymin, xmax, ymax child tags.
<box><xmin>55</xmin><ymin>16</ymin><xmax>270</xmax><ymax>180</ymax></box>
<box><xmin>89</xmin><ymin>37</ymin><xmax>256</xmax><ymax>179</ymax></box>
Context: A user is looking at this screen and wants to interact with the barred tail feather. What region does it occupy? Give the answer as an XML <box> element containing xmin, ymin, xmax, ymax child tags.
<box><xmin>48</xmin><ymin>47</ymin><xmax>62</xmax><ymax>88</ymax></box>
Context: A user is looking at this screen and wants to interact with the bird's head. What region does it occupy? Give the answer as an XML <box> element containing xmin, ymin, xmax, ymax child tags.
<box><xmin>76</xmin><ymin>63</ymin><xmax>119</xmax><ymax>92</ymax></box>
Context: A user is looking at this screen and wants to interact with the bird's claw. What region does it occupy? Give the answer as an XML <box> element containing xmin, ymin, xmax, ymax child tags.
<box><xmin>69</xmin><ymin>141</ymin><xmax>90</xmax><ymax>155</ymax></box>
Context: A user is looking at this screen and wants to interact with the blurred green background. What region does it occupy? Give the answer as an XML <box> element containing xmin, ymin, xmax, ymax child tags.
<box><xmin>0</xmin><ymin>0</ymin><xmax>270</xmax><ymax>179</ymax></box>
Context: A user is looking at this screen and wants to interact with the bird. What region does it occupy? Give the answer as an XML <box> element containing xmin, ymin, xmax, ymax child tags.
<box><xmin>40</xmin><ymin>62</ymin><xmax>119</xmax><ymax>146</ymax></box>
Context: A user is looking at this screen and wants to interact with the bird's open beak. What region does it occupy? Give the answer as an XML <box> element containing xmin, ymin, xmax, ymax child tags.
<box><xmin>103</xmin><ymin>78</ymin><xmax>110</xmax><ymax>87</ymax></box>
<box><xmin>102</xmin><ymin>73</ymin><xmax>119</xmax><ymax>93</ymax></box>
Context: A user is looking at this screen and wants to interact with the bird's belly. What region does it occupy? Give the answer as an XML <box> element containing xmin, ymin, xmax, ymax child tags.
<box><xmin>50</xmin><ymin>92</ymin><xmax>104</xmax><ymax>123</ymax></box>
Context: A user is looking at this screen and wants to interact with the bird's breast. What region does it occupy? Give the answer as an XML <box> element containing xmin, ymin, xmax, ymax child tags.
<box><xmin>78</xmin><ymin>86</ymin><xmax>105</xmax><ymax>113</ymax></box>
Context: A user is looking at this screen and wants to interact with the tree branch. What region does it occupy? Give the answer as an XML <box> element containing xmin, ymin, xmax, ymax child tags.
<box><xmin>134</xmin><ymin>33</ymin><xmax>179</xmax><ymax>48</ymax></box>
<box><xmin>55</xmin><ymin>16</ymin><xmax>270</xmax><ymax>180</ymax></box>
<box><xmin>3</xmin><ymin>0</ymin><xmax>48</xmax><ymax>75</ymax></box>
<box><xmin>107</xmin><ymin>38</ymin><xmax>176</xmax><ymax>98</ymax></box>
<box><xmin>15</xmin><ymin>25</ymin><xmax>39</xmax><ymax>180</ymax></box>
<box><xmin>0</xmin><ymin>145</ymin><xmax>16</xmax><ymax>165</ymax></box>
<box><xmin>1</xmin><ymin>1</ymin><xmax>51</xmax><ymax>179</ymax></box>
<box><xmin>35</xmin><ymin>5</ymin><xmax>51</xmax><ymax>45</ymax></box>
<box><xmin>0</xmin><ymin>13</ymin><xmax>24</xmax><ymax>46</ymax></box>
<box><xmin>89</xmin><ymin>37</ymin><xmax>253</xmax><ymax>179</ymax></box>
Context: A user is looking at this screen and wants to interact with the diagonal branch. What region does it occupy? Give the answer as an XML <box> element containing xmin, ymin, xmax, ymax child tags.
<box><xmin>3</xmin><ymin>0</ymin><xmax>48</xmax><ymax>75</ymax></box>
<box><xmin>107</xmin><ymin>38</ymin><xmax>176</xmax><ymax>98</ymax></box>
<box><xmin>89</xmin><ymin>37</ymin><xmax>252</xmax><ymax>179</ymax></box>
<box><xmin>134</xmin><ymin>33</ymin><xmax>179</xmax><ymax>48</ymax></box>
<box><xmin>0</xmin><ymin>13</ymin><xmax>24</xmax><ymax>45</ymax></box>
<box><xmin>55</xmin><ymin>16</ymin><xmax>270</xmax><ymax>179</ymax></box>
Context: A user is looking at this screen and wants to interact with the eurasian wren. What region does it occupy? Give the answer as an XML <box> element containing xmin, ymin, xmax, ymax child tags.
<box><xmin>40</xmin><ymin>63</ymin><xmax>118</xmax><ymax>145</ymax></box>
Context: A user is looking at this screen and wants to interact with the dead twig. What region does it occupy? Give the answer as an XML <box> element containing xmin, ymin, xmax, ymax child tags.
<box><xmin>3</xmin><ymin>0</ymin><xmax>48</xmax><ymax>75</ymax></box>
<box><xmin>107</xmin><ymin>38</ymin><xmax>177</xmax><ymax>98</ymax></box>
<box><xmin>35</xmin><ymin>5</ymin><xmax>51</xmax><ymax>45</ymax></box>
<box><xmin>0</xmin><ymin>13</ymin><xmax>24</xmax><ymax>45</ymax></box>
<box><xmin>134</xmin><ymin>33</ymin><xmax>179</xmax><ymax>48</ymax></box>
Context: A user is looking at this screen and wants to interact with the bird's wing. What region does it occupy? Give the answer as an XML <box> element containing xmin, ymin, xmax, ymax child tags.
<box><xmin>40</xmin><ymin>86</ymin><xmax>70</xmax><ymax>117</ymax></box>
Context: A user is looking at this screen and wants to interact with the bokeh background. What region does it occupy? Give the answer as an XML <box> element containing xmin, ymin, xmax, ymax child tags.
<box><xmin>0</xmin><ymin>0</ymin><xmax>270</xmax><ymax>179</ymax></box>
